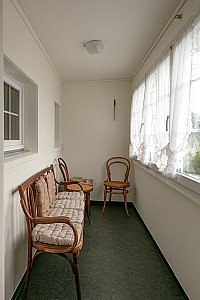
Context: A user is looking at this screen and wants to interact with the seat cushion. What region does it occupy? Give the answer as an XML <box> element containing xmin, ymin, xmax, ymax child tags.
<box><xmin>45</xmin><ymin>172</ymin><xmax>56</xmax><ymax>207</ymax></box>
<box><xmin>56</xmin><ymin>191</ymin><xmax>84</xmax><ymax>200</ymax></box>
<box><xmin>35</xmin><ymin>176</ymin><xmax>50</xmax><ymax>216</ymax></box>
<box><xmin>48</xmin><ymin>207</ymin><xmax>84</xmax><ymax>224</ymax></box>
<box><xmin>104</xmin><ymin>181</ymin><xmax>130</xmax><ymax>189</ymax></box>
<box><xmin>53</xmin><ymin>198</ymin><xmax>84</xmax><ymax>211</ymax></box>
<box><xmin>53</xmin><ymin>191</ymin><xmax>85</xmax><ymax>210</ymax></box>
<box><xmin>32</xmin><ymin>221</ymin><xmax>82</xmax><ymax>246</ymax></box>
<box><xmin>32</xmin><ymin>184</ymin><xmax>85</xmax><ymax>247</ymax></box>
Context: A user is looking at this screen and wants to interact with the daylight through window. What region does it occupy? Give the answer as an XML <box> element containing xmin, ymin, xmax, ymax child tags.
<box><xmin>130</xmin><ymin>12</ymin><xmax>200</xmax><ymax>183</ymax></box>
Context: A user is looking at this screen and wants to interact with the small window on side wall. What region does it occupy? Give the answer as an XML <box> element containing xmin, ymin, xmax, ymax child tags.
<box><xmin>55</xmin><ymin>102</ymin><xmax>61</xmax><ymax>149</ymax></box>
<box><xmin>4</xmin><ymin>56</ymin><xmax>38</xmax><ymax>157</ymax></box>
<box><xmin>4</xmin><ymin>75</ymin><xmax>23</xmax><ymax>152</ymax></box>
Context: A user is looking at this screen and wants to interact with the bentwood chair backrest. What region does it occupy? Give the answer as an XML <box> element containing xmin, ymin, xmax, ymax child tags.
<box><xmin>58</xmin><ymin>157</ymin><xmax>70</xmax><ymax>182</ymax></box>
<box><xmin>106</xmin><ymin>157</ymin><xmax>130</xmax><ymax>182</ymax></box>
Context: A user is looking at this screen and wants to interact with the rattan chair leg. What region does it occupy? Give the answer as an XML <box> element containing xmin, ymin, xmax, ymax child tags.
<box><xmin>73</xmin><ymin>252</ymin><xmax>82</xmax><ymax>300</ymax></box>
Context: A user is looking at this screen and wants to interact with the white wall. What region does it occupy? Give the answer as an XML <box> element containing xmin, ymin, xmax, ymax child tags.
<box><xmin>132</xmin><ymin>0</ymin><xmax>200</xmax><ymax>299</ymax></box>
<box><xmin>3</xmin><ymin>1</ymin><xmax>62</xmax><ymax>299</ymax></box>
<box><xmin>0</xmin><ymin>0</ymin><xmax>5</xmax><ymax>299</ymax></box>
<box><xmin>62</xmin><ymin>80</ymin><xmax>133</xmax><ymax>202</ymax></box>
<box><xmin>134</xmin><ymin>165</ymin><xmax>200</xmax><ymax>300</ymax></box>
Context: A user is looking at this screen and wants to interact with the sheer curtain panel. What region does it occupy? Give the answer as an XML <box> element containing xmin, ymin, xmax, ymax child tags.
<box><xmin>129</xmin><ymin>81</ymin><xmax>145</xmax><ymax>158</ymax></box>
<box><xmin>154</xmin><ymin>50</ymin><xmax>170</xmax><ymax>171</ymax></box>
<box><xmin>163</xmin><ymin>22</ymin><xmax>193</xmax><ymax>177</ymax></box>
<box><xmin>140</xmin><ymin>68</ymin><xmax>156</xmax><ymax>165</ymax></box>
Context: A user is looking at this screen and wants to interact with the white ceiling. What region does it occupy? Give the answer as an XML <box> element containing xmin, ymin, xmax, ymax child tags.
<box><xmin>17</xmin><ymin>0</ymin><xmax>182</xmax><ymax>82</ymax></box>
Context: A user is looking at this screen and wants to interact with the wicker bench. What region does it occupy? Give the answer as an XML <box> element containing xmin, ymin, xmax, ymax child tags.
<box><xmin>18</xmin><ymin>164</ymin><xmax>85</xmax><ymax>300</ymax></box>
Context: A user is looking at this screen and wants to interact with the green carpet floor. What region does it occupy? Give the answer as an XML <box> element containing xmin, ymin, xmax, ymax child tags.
<box><xmin>14</xmin><ymin>203</ymin><xmax>188</xmax><ymax>300</ymax></box>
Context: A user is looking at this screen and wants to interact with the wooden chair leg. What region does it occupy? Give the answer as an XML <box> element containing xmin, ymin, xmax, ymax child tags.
<box><xmin>124</xmin><ymin>190</ymin><xmax>129</xmax><ymax>217</ymax></box>
<box><xmin>73</xmin><ymin>252</ymin><xmax>82</xmax><ymax>300</ymax></box>
<box><xmin>23</xmin><ymin>240</ymin><xmax>32</xmax><ymax>299</ymax></box>
<box><xmin>109</xmin><ymin>188</ymin><xmax>112</xmax><ymax>202</ymax></box>
<box><xmin>102</xmin><ymin>187</ymin><xmax>107</xmax><ymax>214</ymax></box>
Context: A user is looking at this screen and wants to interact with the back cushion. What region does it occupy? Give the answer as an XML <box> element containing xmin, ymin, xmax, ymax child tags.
<box><xmin>46</xmin><ymin>172</ymin><xmax>56</xmax><ymax>207</ymax></box>
<box><xmin>35</xmin><ymin>176</ymin><xmax>50</xmax><ymax>216</ymax></box>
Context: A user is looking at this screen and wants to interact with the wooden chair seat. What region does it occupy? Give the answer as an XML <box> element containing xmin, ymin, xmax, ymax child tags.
<box><xmin>104</xmin><ymin>181</ymin><xmax>130</xmax><ymax>189</ymax></box>
<box><xmin>67</xmin><ymin>183</ymin><xmax>93</xmax><ymax>193</ymax></box>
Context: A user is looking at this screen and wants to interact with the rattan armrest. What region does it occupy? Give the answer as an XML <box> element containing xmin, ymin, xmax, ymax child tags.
<box><xmin>34</xmin><ymin>216</ymin><xmax>71</xmax><ymax>224</ymax></box>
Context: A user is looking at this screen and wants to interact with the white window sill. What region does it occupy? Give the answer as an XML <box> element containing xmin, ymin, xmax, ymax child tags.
<box><xmin>4</xmin><ymin>151</ymin><xmax>39</xmax><ymax>170</ymax></box>
<box><xmin>133</xmin><ymin>159</ymin><xmax>200</xmax><ymax>206</ymax></box>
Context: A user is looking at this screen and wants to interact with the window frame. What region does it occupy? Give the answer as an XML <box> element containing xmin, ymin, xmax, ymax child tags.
<box><xmin>4</xmin><ymin>75</ymin><xmax>24</xmax><ymax>152</ymax></box>
<box><xmin>176</xmin><ymin>172</ymin><xmax>200</xmax><ymax>195</ymax></box>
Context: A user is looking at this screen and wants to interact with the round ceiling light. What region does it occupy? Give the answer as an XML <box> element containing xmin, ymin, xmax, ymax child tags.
<box><xmin>84</xmin><ymin>40</ymin><xmax>104</xmax><ymax>54</ymax></box>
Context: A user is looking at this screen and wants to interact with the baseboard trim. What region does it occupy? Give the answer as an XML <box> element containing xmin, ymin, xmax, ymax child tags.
<box><xmin>11</xmin><ymin>272</ymin><xmax>25</xmax><ymax>299</ymax></box>
<box><xmin>91</xmin><ymin>200</ymin><xmax>134</xmax><ymax>206</ymax></box>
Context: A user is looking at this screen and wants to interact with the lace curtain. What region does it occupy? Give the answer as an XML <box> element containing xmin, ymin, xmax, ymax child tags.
<box><xmin>163</xmin><ymin>21</ymin><xmax>193</xmax><ymax>177</ymax></box>
<box><xmin>140</xmin><ymin>67</ymin><xmax>156</xmax><ymax>165</ymax></box>
<box><xmin>129</xmin><ymin>81</ymin><xmax>145</xmax><ymax>158</ymax></box>
<box><xmin>154</xmin><ymin>50</ymin><xmax>170</xmax><ymax>171</ymax></box>
<box><xmin>130</xmin><ymin>11</ymin><xmax>200</xmax><ymax>178</ymax></box>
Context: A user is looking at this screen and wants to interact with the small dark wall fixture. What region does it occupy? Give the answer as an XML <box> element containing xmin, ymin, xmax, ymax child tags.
<box><xmin>114</xmin><ymin>99</ymin><xmax>116</xmax><ymax>121</ymax></box>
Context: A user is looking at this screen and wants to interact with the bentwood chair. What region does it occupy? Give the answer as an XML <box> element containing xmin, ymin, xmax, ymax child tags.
<box><xmin>58</xmin><ymin>157</ymin><xmax>70</xmax><ymax>184</ymax></box>
<box><xmin>102</xmin><ymin>157</ymin><xmax>130</xmax><ymax>216</ymax></box>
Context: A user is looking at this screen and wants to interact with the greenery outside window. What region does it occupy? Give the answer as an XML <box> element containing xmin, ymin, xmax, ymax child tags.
<box><xmin>183</xmin><ymin>19</ymin><xmax>200</xmax><ymax>179</ymax></box>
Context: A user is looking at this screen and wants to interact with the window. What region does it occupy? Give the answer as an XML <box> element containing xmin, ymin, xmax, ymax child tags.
<box><xmin>130</xmin><ymin>50</ymin><xmax>171</xmax><ymax>171</ymax></box>
<box><xmin>4</xmin><ymin>56</ymin><xmax>38</xmax><ymax>158</ymax></box>
<box><xmin>130</xmin><ymin>12</ymin><xmax>200</xmax><ymax>190</ymax></box>
<box><xmin>182</xmin><ymin>17</ymin><xmax>200</xmax><ymax>179</ymax></box>
<box><xmin>4</xmin><ymin>76</ymin><xmax>23</xmax><ymax>152</ymax></box>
